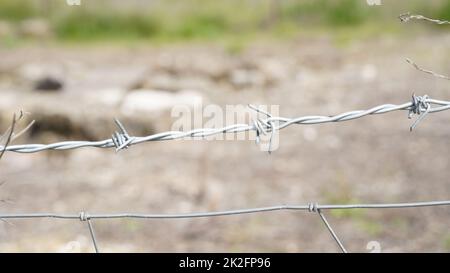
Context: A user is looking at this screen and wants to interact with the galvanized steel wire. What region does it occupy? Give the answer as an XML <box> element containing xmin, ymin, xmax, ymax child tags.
<box><xmin>1</xmin><ymin>200</ymin><xmax>449</xmax><ymax>253</ymax></box>
<box><xmin>1</xmin><ymin>94</ymin><xmax>449</xmax><ymax>154</ymax></box>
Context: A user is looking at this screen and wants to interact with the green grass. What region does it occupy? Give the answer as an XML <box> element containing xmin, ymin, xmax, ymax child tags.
<box><xmin>53</xmin><ymin>11</ymin><xmax>162</xmax><ymax>41</ymax></box>
<box><xmin>438</xmin><ymin>1</ymin><xmax>450</xmax><ymax>20</ymax></box>
<box><xmin>283</xmin><ymin>0</ymin><xmax>374</xmax><ymax>26</ymax></box>
<box><xmin>0</xmin><ymin>0</ymin><xmax>448</xmax><ymax>45</ymax></box>
<box><xmin>169</xmin><ymin>14</ymin><xmax>228</xmax><ymax>39</ymax></box>
<box><xmin>0</xmin><ymin>0</ymin><xmax>36</xmax><ymax>21</ymax></box>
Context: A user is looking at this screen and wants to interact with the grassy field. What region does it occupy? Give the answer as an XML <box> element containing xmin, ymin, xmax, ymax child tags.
<box><xmin>0</xmin><ymin>0</ymin><xmax>449</xmax><ymax>44</ymax></box>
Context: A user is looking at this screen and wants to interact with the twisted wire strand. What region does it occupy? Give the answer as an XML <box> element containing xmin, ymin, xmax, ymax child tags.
<box><xmin>1</xmin><ymin>200</ymin><xmax>449</xmax><ymax>220</ymax></box>
<box><xmin>1</xmin><ymin>95</ymin><xmax>449</xmax><ymax>154</ymax></box>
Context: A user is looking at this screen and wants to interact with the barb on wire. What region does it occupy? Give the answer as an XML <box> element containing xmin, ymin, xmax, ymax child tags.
<box><xmin>406</xmin><ymin>58</ymin><xmax>450</xmax><ymax>81</ymax></box>
<box><xmin>248</xmin><ymin>104</ymin><xmax>275</xmax><ymax>154</ymax></box>
<box><xmin>1</xmin><ymin>94</ymin><xmax>450</xmax><ymax>154</ymax></box>
<box><xmin>408</xmin><ymin>94</ymin><xmax>431</xmax><ymax>131</ymax></box>
<box><xmin>112</xmin><ymin>118</ymin><xmax>135</xmax><ymax>152</ymax></box>
<box><xmin>399</xmin><ymin>12</ymin><xmax>450</xmax><ymax>25</ymax></box>
<box><xmin>1</xmin><ymin>200</ymin><xmax>449</xmax><ymax>252</ymax></box>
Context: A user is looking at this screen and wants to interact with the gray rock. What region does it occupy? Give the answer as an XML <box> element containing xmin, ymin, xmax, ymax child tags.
<box><xmin>18</xmin><ymin>63</ymin><xmax>66</xmax><ymax>91</ymax></box>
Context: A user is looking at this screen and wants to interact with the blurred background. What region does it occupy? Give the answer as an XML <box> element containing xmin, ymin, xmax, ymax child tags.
<box><xmin>0</xmin><ymin>0</ymin><xmax>449</xmax><ymax>252</ymax></box>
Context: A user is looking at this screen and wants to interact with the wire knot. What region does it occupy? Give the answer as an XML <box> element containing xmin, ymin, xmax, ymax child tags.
<box><xmin>308</xmin><ymin>202</ymin><xmax>319</xmax><ymax>213</ymax></box>
<box><xmin>408</xmin><ymin>94</ymin><xmax>430</xmax><ymax>131</ymax></box>
<box><xmin>248</xmin><ymin>104</ymin><xmax>276</xmax><ymax>154</ymax></box>
<box><xmin>79</xmin><ymin>211</ymin><xmax>90</xmax><ymax>221</ymax></box>
<box><xmin>112</xmin><ymin>118</ymin><xmax>135</xmax><ymax>152</ymax></box>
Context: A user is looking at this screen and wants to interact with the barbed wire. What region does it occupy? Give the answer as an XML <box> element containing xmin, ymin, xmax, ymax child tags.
<box><xmin>1</xmin><ymin>94</ymin><xmax>449</xmax><ymax>154</ymax></box>
<box><xmin>1</xmin><ymin>12</ymin><xmax>449</xmax><ymax>254</ymax></box>
<box><xmin>406</xmin><ymin>58</ymin><xmax>450</xmax><ymax>81</ymax></box>
<box><xmin>399</xmin><ymin>12</ymin><xmax>450</xmax><ymax>25</ymax></box>
<box><xmin>1</xmin><ymin>200</ymin><xmax>449</xmax><ymax>253</ymax></box>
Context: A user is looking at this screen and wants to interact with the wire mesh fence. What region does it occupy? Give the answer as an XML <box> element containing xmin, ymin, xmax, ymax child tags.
<box><xmin>2</xmin><ymin>93</ymin><xmax>450</xmax><ymax>252</ymax></box>
<box><xmin>2</xmin><ymin>201</ymin><xmax>450</xmax><ymax>253</ymax></box>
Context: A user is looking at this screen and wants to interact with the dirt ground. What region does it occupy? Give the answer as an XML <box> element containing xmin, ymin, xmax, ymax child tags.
<box><xmin>0</xmin><ymin>32</ymin><xmax>449</xmax><ymax>252</ymax></box>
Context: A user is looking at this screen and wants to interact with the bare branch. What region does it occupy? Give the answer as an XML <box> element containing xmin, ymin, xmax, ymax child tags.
<box><xmin>406</xmin><ymin>58</ymin><xmax>450</xmax><ymax>80</ymax></box>
<box><xmin>0</xmin><ymin>111</ymin><xmax>34</xmax><ymax>160</ymax></box>
<box><xmin>0</xmin><ymin>113</ymin><xmax>17</xmax><ymax>160</ymax></box>
<box><xmin>11</xmin><ymin>120</ymin><xmax>35</xmax><ymax>141</ymax></box>
<box><xmin>399</xmin><ymin>12</ymin><xmax>450</xmax><ymax>25</ymax></box>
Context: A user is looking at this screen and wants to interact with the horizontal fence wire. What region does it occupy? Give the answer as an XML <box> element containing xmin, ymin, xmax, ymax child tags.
<box><xmin>1</xmin><ymin>94</ymin><xmax>449</xmax><ymax>154</ymax></box>
<box><xmin>1</xmin><ymin>200</ymin><xmax>449</xmax><ymax>253</ymax></box>
<box><xmin>3</xmin><ymin>200</ymin><xmax>450</xmax><ymax>220</ymax></box>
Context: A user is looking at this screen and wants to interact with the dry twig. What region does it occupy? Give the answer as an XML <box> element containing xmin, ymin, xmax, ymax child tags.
<box><xmin>406</xmin><ymin>58</ymin><xmax>450</xmax><ymax>80</ymax></box>
<box><xmin>399</xmin><ymin>12</ymin><xmax>450</xmax><ymax>25</ymax></box>
<box><xmin>0</xmin><ymin>111</ymin><xmax>35</xmax><ymax>160</ymax></box>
